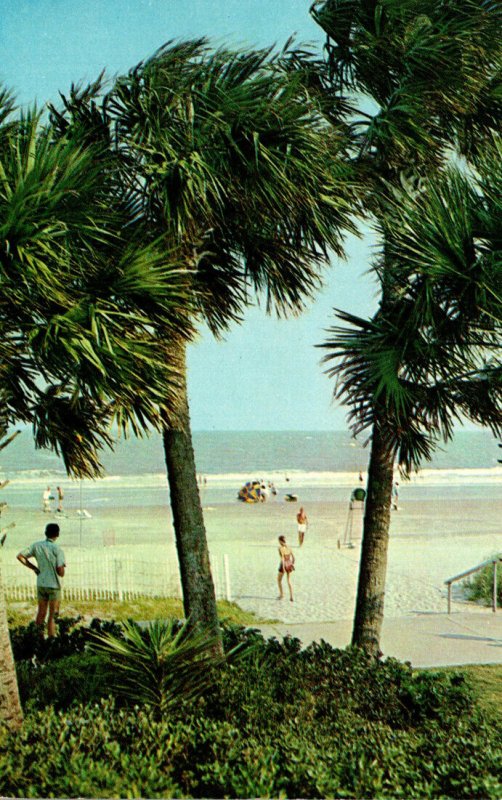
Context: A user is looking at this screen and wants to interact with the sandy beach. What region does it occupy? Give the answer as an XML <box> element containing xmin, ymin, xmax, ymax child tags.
<box><xmin>203</xmin><ymin>494</ymin><xmax>501</xmax><ymax>623</ymax></box>
<box><xmin>2</xmin><ymin>471</ymin><xmax>501</xmax><ymax>625</ymax></box>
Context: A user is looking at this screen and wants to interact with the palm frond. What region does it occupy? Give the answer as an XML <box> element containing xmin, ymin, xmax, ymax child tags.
<box><xmin>320</xmin><ymin>151</ymin><xmax>501</xmax><ymax>472</ymax></box>
<box><xmin>1</xmin><ymin>104</ymin><xmax>197</xmax><ymax>475</ymax></box>
<box><xmin>93</xmin><ymin>39</ymin><xmax>357</xmax><ymax>329</ymax></box>
<box><xmin>311</xmin><ymin>0</ymin><xmax>501</xmax><ymax>173</ymax></box>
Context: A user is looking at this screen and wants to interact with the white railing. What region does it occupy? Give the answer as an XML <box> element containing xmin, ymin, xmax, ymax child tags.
<box><xmin>2</xmin><ymin>549</ymin><xmax>232</xmax><ymax>603</ymax></box>
<box><xmin>445</xmin><ymin>556</ymin><xmax>502</xmax><ymax>614</ymax></box>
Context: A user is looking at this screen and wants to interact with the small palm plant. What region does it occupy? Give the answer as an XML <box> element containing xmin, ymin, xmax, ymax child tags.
<box><xmin>91</xmin><ymin>618</ymin><xmax>225</xmax><ymax>715</ymax></box>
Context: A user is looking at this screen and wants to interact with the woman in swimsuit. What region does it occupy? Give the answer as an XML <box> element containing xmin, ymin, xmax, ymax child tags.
<box><xmin>277</xmin><ymin>535</ymin><xmax>294</xmax><ymax>602</ymax></box>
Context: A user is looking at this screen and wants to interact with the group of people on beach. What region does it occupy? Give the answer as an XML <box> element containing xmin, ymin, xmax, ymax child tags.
<box><xmin>276</xmin><ymin>505</ymin><xmax>309</xmax><ymax>602</ymax></box>
<box><xmin>19</xmin><ymin>467</ymin><xmax>402</xmax><ymax>636</ymax></box>
<box><xmin>42</xmin><ymin>486</ymin><xmax>64</xmax><ymax>514</ymax></box>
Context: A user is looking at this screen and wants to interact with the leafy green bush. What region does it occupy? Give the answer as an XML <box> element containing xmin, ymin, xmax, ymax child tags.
<box><xmin>14</xmin><ymin>617</ymin><xmax>226</xmax><ymax>715</ymax></box>
<box><xmin>215</xmin><ymin>629</ymin><xmax>474</xmax><ymax>732</ymax></box>
<box><xmin>0</xmin><ymin>697</ymin><xmax>500</xmax><ymax>799</ymax></box>
<box><xmin>10</xmin><ymin>616</ymin><xmax>124</xmax><ymax>663</ymax></box>
<box><xmin>13</xmin><ymin>621</ymin><xmax>475</xmax><ymax>733</ymax></box>
<box><xmin>16</xmin><ymin>651</ymin><xmax>114</xmax><ymax>712</ymax></box>
<box><xmin>12</xmin><ymin>618</ymin><xmax>126</xmax><ymax>713</ymax></box>
<box><xmin>7</xmin><ymin>621</ymin><xmax>501</xmax><ymax>797</ymax></box>
<box><xmin>463</xmin><ymin>557</ymin><xmax>502</xmax><ymax>607</ymax></box>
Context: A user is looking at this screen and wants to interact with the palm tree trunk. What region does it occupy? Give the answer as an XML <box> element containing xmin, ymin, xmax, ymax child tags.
<box><xmin>351</xmin><ymin>416</ymin><xmax>394</xmax><ymax>655</ymax></box>
<box><xmin>0</xmin><ymin>570</ymin><xmax>23</xmax><ymax>730</ymax></box>
<box><xmin>162</xmin><ymin>342</ymin><xmax>222</xmax><ymax>652</ymax></box>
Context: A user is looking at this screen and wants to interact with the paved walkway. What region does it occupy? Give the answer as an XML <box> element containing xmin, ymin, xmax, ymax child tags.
<box><xmin>256</xmin><ymin>612</ymin><xmax>502</xmax><ymax>668</ymax></box>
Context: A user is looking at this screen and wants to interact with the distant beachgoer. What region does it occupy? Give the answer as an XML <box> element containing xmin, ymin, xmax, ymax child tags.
<box><xmin>42</xmin><ymin>487</ymin><xmax>52</xmax><ymax>513</ymax></box>
<box><xmin>359</xmin><ymin>471</ymin><xmax>364</xmax><ymax>484</ymax></box>
<box><xmin>56</xmin><ymin>486</ymin><xmax>64</xmax><ymax>513</ymax></box>
<box><xmin>277</xmin><ymin>535</ymin><xmax>294</xmax><ymax>602</ymax></box>
<box><xmin>392</xmin><ymin>482</ymin><xmax>399</xmax><ymax>510</ymax></box>
<box><xmin>17</xmin><ymin>522</ymin><xmax>66</xmax><ymax>637</ymax></box>
<box><xmin>297</xmin><ymin>506</ymin><xmax>308</xmax><ymax>546</ymax></box>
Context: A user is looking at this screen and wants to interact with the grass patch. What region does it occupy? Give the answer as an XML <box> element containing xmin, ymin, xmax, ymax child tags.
<box><xmin>437</xmin><ymin>664</ymin><xmax>502</xmax><ymax>719</ymax></box>
<box><xmin>7</xmin><ymin>596</ymin><xmax>274</xmax><ymax>629</ymax></box>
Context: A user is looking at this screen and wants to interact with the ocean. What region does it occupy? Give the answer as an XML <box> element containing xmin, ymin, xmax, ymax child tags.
<box><xmin>1</xmin><ymin>427</ymin><xmax>500</xmax><ymax>478</ymax></box>
<box><xmin>1</xmin><ymin>427</ymin><xmax>500</xmax><ymax>514</ymax></box>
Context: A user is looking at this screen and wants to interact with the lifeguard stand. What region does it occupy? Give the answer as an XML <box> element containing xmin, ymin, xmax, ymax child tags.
<box><xmin>343</xmin><ymin>488</ymin><xmax>366</xmax><ymax>548</ymax></box>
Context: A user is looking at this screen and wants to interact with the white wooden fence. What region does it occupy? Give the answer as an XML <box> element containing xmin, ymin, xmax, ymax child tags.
<box><xmin>2</xmin><ymin>549</ymin><xmax>232</xmax><ymax>603</ymax></box>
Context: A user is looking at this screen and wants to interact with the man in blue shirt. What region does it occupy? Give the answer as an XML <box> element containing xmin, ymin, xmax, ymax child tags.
<box><xmin>17</xmin><ymin>523</ymin><xmax>66</xmax><ymax>637</ymax></box>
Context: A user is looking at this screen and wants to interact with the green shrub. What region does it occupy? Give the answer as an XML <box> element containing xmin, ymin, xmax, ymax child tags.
<box><xmin>463</xmin><ymin>557</ymin><xmax>502</xmax><ymax>607</ymax></box>
<box><xmin>13</xmin><ymin>620</ymin><xmax>475</xmax><ymax>734</ymax></box>
<box><xmin>0</xmin><ymin>697</ymin><xmax>500</xmax><ymax>799</ymax></box>
<box><xmin>215</xmin><ymin>631</ymin><xmax>474</xmax><ymax>732</ymax></box>
<box><xmin>7</xmin><ymin>621</ymin><xmax>500</xmax><ymax>798</ymax></box>
<box><xmin>16</xmin><ymin>652</ymin><xmax>115</xmax><ymax>712</ymax></box>
<box><xmin>10</xmin><ymin>617</ymin><xmax>124</xmax><ymax>663</ymax></box>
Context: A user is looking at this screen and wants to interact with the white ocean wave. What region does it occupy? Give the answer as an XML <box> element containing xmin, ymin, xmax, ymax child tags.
<box><xmin>197</xmin><ymin>467</ymin><xmax>502</xmax><ymax>488</ymax></box>
<box><xmin>3</xmin><ymin>466</ymin><xmax>501</xmax><ymax>490</ymax></box>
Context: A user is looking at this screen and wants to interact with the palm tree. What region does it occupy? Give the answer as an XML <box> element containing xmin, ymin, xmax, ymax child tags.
<box><xmin>0</xmin><ymin>94</ymin><xmax>194</xmax><ymax>727</ymax></box>
<box><xmin>311</xmin><ymin>0</ymin><xmax>501</xmax><ymax>653</ymax></box>
<box><xmin>51</xmin><ymin>41</ymin><xmax>357</xmax><ymax>644</ymax></box>
<box><xmin>322</xmin><ymin>160</ymin><xmax>501</xmax><ymax>650</ymax></box>
<box><xmin>0</xmin><ymin>103</ymin><xmax>194</xmax><ymax>471</ymax></box>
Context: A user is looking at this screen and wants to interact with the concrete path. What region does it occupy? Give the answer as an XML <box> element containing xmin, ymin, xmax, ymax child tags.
<box><xmin>256</xmin><ymin>611</ymin><xmax>502</xmax><ymax>668</ymax></box>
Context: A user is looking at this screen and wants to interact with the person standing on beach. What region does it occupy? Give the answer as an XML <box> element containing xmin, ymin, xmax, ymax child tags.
<box><xmin>296</xmin><ymin>506</ymin><xmax>308</xmax><ymax>546</ymax></box>
<box><xmin>56</xmin><ymin>486</ymin><xmax>64</xmax><ymax>513</ymax></box>
<box><xmin>277</xmin><ymin>535</ymin><xmax>294</xmax><ymax>602</ymax></box>
<box><xmin>16</xmin><ymin>523</ymin><xmax>66</xmax><ymax>637</ymax></box>
<box><xmin>392</xmin><ymin>482</ymin><xmax>399</xmax><ymax>510</ymax></box>
<box><xmin>42</xmin><ymin>486</ymin><xmax>52</xmax><ymax>513</ymax></box>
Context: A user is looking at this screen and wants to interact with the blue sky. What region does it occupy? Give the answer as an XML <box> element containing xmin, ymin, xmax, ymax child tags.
<box><xmin>1</xmin><ymin>0</ymin><xmax>379</xmax><ymax>430</ymax></box>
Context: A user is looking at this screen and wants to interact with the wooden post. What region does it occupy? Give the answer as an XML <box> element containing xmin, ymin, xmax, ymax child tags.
<box><xmin>493</xmin><ymin>561</ymin><xmax>497</xmax><ymax>613</ymax></box>
<box><xmin>447</xmin><ymin>582</ymin><xmax>452</xmax><ymax>615</ymax></box>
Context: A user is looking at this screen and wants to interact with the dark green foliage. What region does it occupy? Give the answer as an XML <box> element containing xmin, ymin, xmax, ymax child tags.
<box><xmin>16</xmin><ymin>653</ymin><xmax>114</xmax><ymax>712</ymax></box>
<box><xmin>215</xmin><ymin>630</ymin><xmax>474</xmax><ymax>732</ymax></box>
<box><xmin>464</xmin><ymin>558</ymin><xmax>502</xmax><ymax>607</ymax></box>
<box><xmin>0</xmin><ymin>693</ymin><xmax>500</xmax><ymax>799</ymax></box>
<box><xmin>6</xmin><ymin>623</ymin><xmax>500</xmax><ymax>798</ymax></box>
<box><xmin>12</xmin><ymin>618</ymin><xmax>124</xmax><ymax>713</ymax></box>
<box><xmin>10</xmin><ymin>616</ymin><xmax>124</xmax><ymax>662</ymax></box>
<box><xmin>0</xmin><ymin>109</ymin><xmax>194</xmax><ymax>479</ymax></box>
